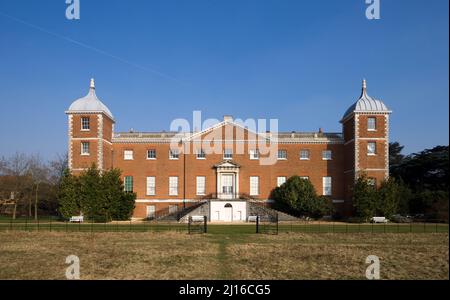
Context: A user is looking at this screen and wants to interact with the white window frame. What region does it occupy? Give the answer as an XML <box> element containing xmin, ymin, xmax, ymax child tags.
<box><xmin>146</xmin><ymin>205</ymin><xmax>156</xmax><ymax>219</ymax></box>
<box><xmin>81</xmin><ymin>142</ymin><xmax>90</xmax><ymax>155</ymax></box>
<box><xmin>169</xmin><ymin>149</ymin><xmax>179</xmax><ymax>160</ymax></box>
<box><xmin>250</xmin><ymin>176</ymin><xmax>259</xmax><ymax>196</ymax></box>
<box><xmin>277</xmin><ymin>176</ymin><xmax>287</xmax><ymax>187</ymax></box>
<box><xmin>146</xmin><ymin>176</ymin><xmax>156</xmax><ymax>196</ymax></box>
<box><xmin>300</xmin><ymin>176</ymin><xmax>310</xmax><ymax>180</ymax></box>
<box><xmin>196</xmin><ymin>176</ymin><xmax>206</xmax><ymax>196</ymax></box>
<box><xmin>300</xmin><ymin>150</ymin><xmax>310</xmax><ymax>160</ymax></box>
<box><xmin>169</xmin><ymin>176</ymin><xmax>178</xmax><ymax>196</ymax></box>
<box><xmin>196</xmin><ymin>149</ymin><xmax>206</xmax><ymax>160</ymax></box>
<box><xmin>367</xmin><ymin>142</ymin><xmax>377</xmax><ymax>156</ymax></box>
<box><xmin>81</xmin><ymin>117</ymin><xmax>90</xmax><ymax>131</ymax></box>
<box><xmin>277</xmin><ymin>150</ymin><xmax>287</xmax><ymax>160</ymax></box>
<box><xmin>249</xmin><ymin>149</ymin><xmax>259</xmax><ymax>160</ymax></box>
<box><xmin>147</xmin><ymin>149</ymin><xmax>156</xmax><ymax>160</ymax></box>
<box><xmin>368</xmin><ymin>117</ymin><xmax>377</xmax><ymax>131</ymax></box>
<box><xmin>323</xmin><ymin>177</ymin><xmax>332</xmax><ymax>196</ymax></box>
<box><xmin>124</xmin><ymin>150</ymin><xmax>134</xmax><ymax>160</ymax></box>
<box><xmin>322</xmin><ymin>150</ymin><xmax>332</xmax><ymax>160</ymax></box>
<box><xmin>223</xmin><ymin>149</ymin><xmax>233</xmax><ymax>160</ymax></box>
<box><xmin>124</xmin><ymin>176</ymin><xmax>133</xmax><ymax>192</ymax></box>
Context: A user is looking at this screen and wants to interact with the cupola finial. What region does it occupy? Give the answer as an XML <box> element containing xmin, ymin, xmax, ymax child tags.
<box><xmin>90</xmin><ymin>78</ymin><xmax>95</xmax><ymax>90</ymax></box>
<box><xmin>360</xmin><ymin>78</ymin><xmax>367</xmax><ymax>97</ymax></box>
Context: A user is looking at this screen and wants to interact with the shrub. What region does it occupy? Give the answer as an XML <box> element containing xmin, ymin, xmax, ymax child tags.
<box><xmin>272</xmin><ymin>176</ymin><xmax>334</xmax><ymax>218</ymax></box>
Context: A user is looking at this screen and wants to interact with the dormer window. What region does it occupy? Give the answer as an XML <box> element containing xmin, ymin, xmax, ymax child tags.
<box><xmin>81</xmin><ymin>117</ymin><xmax>90</xmax><ymax>131</ymax></box>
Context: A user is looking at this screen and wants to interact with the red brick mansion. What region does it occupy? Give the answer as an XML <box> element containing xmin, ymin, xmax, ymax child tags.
<box><xmin>66</xmin><ymin>79</ymin><xmax>391</xmax><ymax>221</ymax></box>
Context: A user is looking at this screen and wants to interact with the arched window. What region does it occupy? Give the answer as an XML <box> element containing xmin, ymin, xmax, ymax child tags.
<box><xmin>224</xmin><ymin>203</ymin><xmax>232</xmax><ymax>208</ymax></box>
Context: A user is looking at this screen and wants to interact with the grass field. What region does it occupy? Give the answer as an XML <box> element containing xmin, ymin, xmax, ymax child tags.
<box><xmin>0</xmin><ymin>231</ymin><xmax>448</xmax><ymax>280</ymax></box>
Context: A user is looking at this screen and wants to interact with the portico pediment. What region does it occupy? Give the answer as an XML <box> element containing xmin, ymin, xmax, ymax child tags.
<box><xmin>214</xmin><ymin>160</ymin><xmax>241</xmax><ymax>169</ymax></box>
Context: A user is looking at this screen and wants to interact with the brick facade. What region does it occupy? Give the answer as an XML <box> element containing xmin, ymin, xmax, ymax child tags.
<box><xmin>66</xmin><ymin>80</ymin><xmax>391</xmax><ymax>219</ymax></box>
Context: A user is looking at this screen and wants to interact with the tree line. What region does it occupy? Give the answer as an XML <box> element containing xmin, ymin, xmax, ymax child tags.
<box><xmin>271</xmin><ymin>144</ymin><xmax>449</xmax><ymax>221</ymax></box>
<box><xmin>0</xmin><ymin>153</ymin><xmax>135</xmax><ymax>221</ymax></box>
<box><xmin>0</xmin><ymin>153</ymin><xmax>67</xmax><ymax>219</ymax></box>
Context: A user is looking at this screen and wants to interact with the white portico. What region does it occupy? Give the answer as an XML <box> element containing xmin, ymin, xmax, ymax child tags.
<box><xmin>214</xmin><ymin>160</ymin><xmax>240</xmax><ymax>200</ymax></box>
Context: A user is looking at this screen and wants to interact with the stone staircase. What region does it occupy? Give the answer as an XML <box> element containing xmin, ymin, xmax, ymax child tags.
<box><xmin>247</xmin><ymin>201</ymin><xmax>299</xmax><ymax>221</ymax></box>
<box><xmin>156</xmin><ymin>200</ymin><xmax>208</xmax><ymax>221</ymax></box>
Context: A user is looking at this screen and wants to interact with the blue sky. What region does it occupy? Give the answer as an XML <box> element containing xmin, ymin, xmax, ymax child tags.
<box><xmin>0</xmin><ymin>0</ymin><xmax>448</xmax><ymax>160</ymax></box>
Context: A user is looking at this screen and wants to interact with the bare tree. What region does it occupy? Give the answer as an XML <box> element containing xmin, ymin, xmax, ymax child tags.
<box><xmin>28</xmin><ymin>154</ymin><xmax>50</xmax><ymax>220</ymax></box>
<box><xmin>1</xmin><ymin>152</ymin><xmax>31</xmax><ymax>219</ymax></box>
<box><xmin>48</xmin><ymin>153</ymin><xmax>68</xmax><ymax>186</ymax></box>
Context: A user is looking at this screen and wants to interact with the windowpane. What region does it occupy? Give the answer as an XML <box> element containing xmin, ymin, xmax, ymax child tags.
<box><xmin>81</xmin><ymin>142</ymin><xmax>90</xmax><ymax>155</ymax></box>
<box><xmin>322</xmin><ymin>150</ymin><xmax>332</xmax><ymax>160</ymax></box>
<box><xmin>147</xmin><ymin>149</ymin><xmax>156</xmax><ymax>159</ymax></box>
<box><xmin>124</xmin><ymin>176</ymin><xmax>133</xmax><ymax>192</ymax></box>
<box><xmin>277</xmin><ymin>150</ymin><xmax>287</xmax><ymax>159</ymax></box>
<box><xmin>169</xmin><ymin>176</ymin><xmax>178</xmax><ymax>196</ymax></box>
<box><xmin>368</xmin><ymin>117</ymin><xmax>376</xmax><ymax>131</ymax></box>
<box><xmin>146</xmin><ymin>205</ymin><xmax>155</xmax><ymax>219</ymax></box>
<box><xmin>223</xmin><ymin>149</ymin><xmax>233</xmax><ymax>159</ymax></box>
<box><xmin>322</xmin><ymin>177</ymin><xmax>332</xmax><ymax>196</ymax></box>
<box><xmin>146</xmin><ymin>177</ymin><xmax>155</xmax><ymax>195</ymax></box>
<box><xmin>81</xmin><ymin>117</ymin><xmax>90</xmax><ymax>130</ymax></box>
<box><xmin>300</xmin><ymin>150</ymin><xmax>310</xmax><ymax>160</ymax></box>
<box><xmin>169</xmin><ymin>149</ymin><xmax>179</xmax><ymax>159</ymax></box>
<box><xmin>124</xmin><ymin>150</ymin><xmax>133</xmax><ymax>160</ymax></box>
<box><xmin>368</xmin><ymin>142</ymin><xmax>376</xmax><ymax>155</ymax></box>
<box><xmin>196</xmin><ymin>176</ymin><xmax>206</xmax><ymax>195</ymax></box>
<box><xmin>250</xmin><ymin>176</ymin><xmax>259</xmax><ymax>196</ymax></box>
<box><xmin>249</xmin><ymin>149</ymin><xmax>259</xmax><ymax>160</ymax></box>
<box><xmin>196</xmin><ymin>149</ymin><xmax>206</xmax><ymax>159</ymax></box>
<box><xmin>277</xmin><ymin>176</ymin><xmax>286</xmax><ymax>187</ymax></box>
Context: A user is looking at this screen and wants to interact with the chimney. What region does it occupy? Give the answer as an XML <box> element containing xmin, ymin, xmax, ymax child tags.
<box><xmin>319</xmin><ymin>128</ymin><xmax>323</xmax><ymax>134</ymax></box>
<box><xmin>223</xmin><ymin>115</ymin><xmax>233</xmax><ymax>122</ymax></box>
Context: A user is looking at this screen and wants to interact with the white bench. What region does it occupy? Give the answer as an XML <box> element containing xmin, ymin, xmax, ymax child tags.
<box><xmin>371</xmin><ymin>217</ymin><xmax>388</xmax><ymax>223</ymax></box>
<box><xmin>248</xmin><ymin>216</ymin><xmax>258</xmax><ymax>222</ymax></box>
<box><xmin>190</xmin><ymin>216</ymin><xmax>205</xmax><ymax>222</ymax></box>
<box><xmin>69</xmin><ymin>216</ymin><xmax>84</xmax><ymax>223</ymax></box>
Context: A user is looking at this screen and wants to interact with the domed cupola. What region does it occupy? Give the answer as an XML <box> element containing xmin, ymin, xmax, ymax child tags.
<box><xmin>341</xmin><ymin>79</ymin><xmax>391</xmax><ymax>122</ymax></box>
<box><xmin>66</xmin><ymin>78</ymin><xmax>114</xmax><ymax>120</ymax></box>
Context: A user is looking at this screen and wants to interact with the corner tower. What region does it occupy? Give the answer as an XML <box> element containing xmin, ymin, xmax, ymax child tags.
<box><xmin>341</xmin><ymin>79</ymin><xmax>392</xmax><ymax>202</ymax></box>
<box><xmin>65</xmin><ymin>79</ymin><xmax>115</xmax><ymax>173</ymax></box>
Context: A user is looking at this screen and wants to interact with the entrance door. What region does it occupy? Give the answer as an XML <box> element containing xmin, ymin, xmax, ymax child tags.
<box><xmin>223</xmin><ymin>203</ymin><xmax>233</xmax><ymax>222</ymax></box>
<box><xmin>221</xmin><ymin>174</ymin><xmax>234</xmax><ymax>199</ymax></box>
